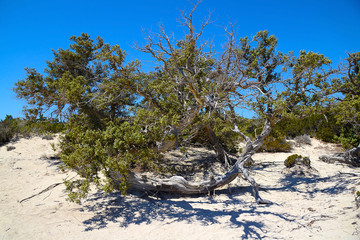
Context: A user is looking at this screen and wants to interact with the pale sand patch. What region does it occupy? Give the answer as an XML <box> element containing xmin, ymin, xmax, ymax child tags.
<box><xmin>0</xmin><ymin>136</ymin><xmax>359</xmax><ymax>239</ymax></box>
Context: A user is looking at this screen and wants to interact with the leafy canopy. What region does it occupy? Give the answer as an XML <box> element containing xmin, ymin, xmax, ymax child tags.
<box><xmin>14</xmin><ymin>9</ymin><xmax>341</xmax><ymax>202</ymax></box>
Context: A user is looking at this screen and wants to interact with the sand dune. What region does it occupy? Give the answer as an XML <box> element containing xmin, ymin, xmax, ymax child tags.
<box><xmin>0</xmin><ymin>135</ymin><xmax>359</xmax><ymax>239</ymax></box>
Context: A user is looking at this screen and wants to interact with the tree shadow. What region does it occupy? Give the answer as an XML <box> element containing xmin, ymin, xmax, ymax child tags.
<box><xmin>270</xmin><ymin>170</ymin><xmax>359</xmax><ymax>199</ymax></box>
<box><xmin>81</xmin><ymin>187</ymin><xmax>292</xmax><ymax>239</ymax></box>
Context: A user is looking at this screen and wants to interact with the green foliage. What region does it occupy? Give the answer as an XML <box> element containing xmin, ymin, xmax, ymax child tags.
<box><xmin>356</xmin><ymin>190</ymin><xmax>360</xmax><ymax>208</ymax></box>
<box><xmin>257</xmin><ymin>122</ymin><xmax>291</xmax><ymax>153</ymax></box>
<box><xmin>13</xmin><ymin>7</ymin><xmax>343</xmax><ymax>202</ymax></box>
<box><xmin>261</xmin><ymin>132</ymin><xmax>291</xmax><ymax>153</ymax></box>
<box><xmin>284</xmin><ymin>154</ymin><xmax>302</xmax><ymax>168</ymax></box>
<box><xmin>189</xmin><ymin>114</ymin><xmax>241</xmax><ymax>154</ymax></box>
<box><xmin>14</xmin><ymin>33</ymin><xmax>135</xmax><ymax>124</ymax></box>
<box><xmin>272</xmin><ymin>105</ymin><xmax>360</xmax><ymax>149</ymax></box>
<box><xmin>274</xmin><ymin>110</ymin><xmax>337</xmax><ymax>141</ymax></box>
<box><xmin>331</xmin><ymin>52</ymin><xmax>360</xmax><ymax>148</ymax></box>
<box><xmin>284</xmin><ymin>154</ymin><xmax>310</xmax><ymax>168</ymax></box>
<box><xmin>59</xmin><ymin>113</ymin><xmax>164</xmax><ymax>200</ymax></box>
<box><xmin>20</xmin><ymin>115</ymin><xmax>65</xmax><ymax>136</ymax></box>
<box><xmin>0</xmin><ymin>114</ymin><xmax>64</xmax><ymax>146</ymax></box>
<box><xmin>0</xmin><ymin>115</ymin><xmax>19</xmax><ymax>145</ymax></box>
<box><xmin>335</xmin><ymin>129</ymin><xmax>360</xmax><ymax>150</ymax></box>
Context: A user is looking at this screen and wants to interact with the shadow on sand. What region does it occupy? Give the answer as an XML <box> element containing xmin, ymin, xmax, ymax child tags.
<box><xmin>81</xmin><ymin>186</ymin><xmax>292</xmax><ymax>239</ymax></box>
<box><xmin>276</xmin><ymin>169</ymin><xmax>359</xmax><ymax>198</ymax></box>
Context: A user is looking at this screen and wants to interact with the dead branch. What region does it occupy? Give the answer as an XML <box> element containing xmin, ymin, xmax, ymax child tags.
<box><xmin>19</xmin><ymin>182</ymin><xmax>63</xmax><ymax>204</ymax></box>
<box><xmin>319</xmin><ymin>144</ymin><xmax>360</xmax><ymax>167</ymax></box>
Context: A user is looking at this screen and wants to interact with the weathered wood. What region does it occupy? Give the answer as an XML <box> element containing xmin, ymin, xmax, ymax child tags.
<box><xmin>319</xmin><ymin>144</ymin><xmax>360</xmax><ymax>167</ymax></box>
<box><xmin>128</xmin><ymin>167</ymin><xmax>240</xmax><ymax>195</ymax></box>
<box><xmin>125</xmin><ymin>154</ymin><xmax>269</xmax><ymax>204</ymax></box>
<box><xmin>114</xmin><ymin>120</ymin><xmax>273</xmax><ymax>204</ymax></box>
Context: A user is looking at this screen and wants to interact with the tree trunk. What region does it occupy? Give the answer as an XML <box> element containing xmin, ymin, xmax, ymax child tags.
<box><xmin>126</xmin><ymin>152</ymin><xmax>269</xmax><ymax>204</ymax></box>
<box><xmin>319</xmin><ymin>143</ymin><xmax>360</xmax><ymax>167</ymax></box>
<box><xmin>156</xmin><ymin>105</ymin><xmax>200</xmax><ymax>153</ymax></box>
<box><xmin>205</xmin><ymin>124</ymin><xmax>234</xmax><ymax>168</ymax></box>
<box><xmin>115</xmin><ymin>119</ymin><xmax>273</xmax><ymax>204</ymax></box>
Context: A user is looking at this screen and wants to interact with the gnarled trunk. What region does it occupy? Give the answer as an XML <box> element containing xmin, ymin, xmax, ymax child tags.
<box><xmin>319</xmin><ymin>143</ymin><xmax>360</xmax><ymax>167</ymax></box>
<box><xmin>126</xmin><ymin>154</ymin><xmax>269</xmax><ymax>204</ymax></box>
<box><xmin>117</xmin><ymin>119</ymin><xmax>273</xmax><ymax>204</ymax></box>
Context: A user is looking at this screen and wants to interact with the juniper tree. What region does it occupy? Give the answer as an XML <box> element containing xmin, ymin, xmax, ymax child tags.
<box><xmin>14</xmin><ymin>3</ymin><xmax>334</xmax><ymax>203</ymax></box>
<box><xmin>319</xmin><ymin>52</ymin><xmax>360</xmax><ymax>166</ymax></box>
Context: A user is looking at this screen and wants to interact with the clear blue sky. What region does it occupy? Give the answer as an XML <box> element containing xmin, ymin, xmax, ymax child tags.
<box><xmin>1</xmin><ymin>0</ymin><xmax>359</xmax><ymax>120</ymax></box>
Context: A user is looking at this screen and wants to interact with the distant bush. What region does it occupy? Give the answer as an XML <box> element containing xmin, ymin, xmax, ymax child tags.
<box><xmin>42</xmin><ymin>134</ymin><xmax>54</xmax><ymax>140</ymax></box>
<box><xmin>20</xmin><ymin>117</ymin><xmax>64</xmax><ymax>136</ymax></box>
<box><xmin>0</xmin><ymin>115</ymin><xmax>19</xmax><ymax>145</ymax></box>
<box><xmin>275</xmin><ymin>111</ymin><xmax>340</xmax><ymax>141</ymax></box>
<box><xmin>258</xmin><ymin>127</ymin><xmax>291</xmax><ymax>153</ymax></box>
<box><xmin>273</xmin><ymin>108</ymin><xmax>359</xmax><ymax>149</ymax></box>
<box><xmin>6</xmin><ymin>146</ymin><xmax>16</xmax><ymax>151</ymax></box>
<box><xmin>261</xmin><ymin>136</ymin><xmax>291</xmax><ymax>152</ymax></box>
<box><xmin>0</xmin><ymin>114</ymin><xmax>64</xmax><ymax>145</ymax></box>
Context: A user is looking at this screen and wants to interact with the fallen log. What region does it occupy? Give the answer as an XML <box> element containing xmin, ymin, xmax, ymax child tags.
<box><xmin>319</xmin><ymin>144</ymin><xmax>360</xmax><ymax>167</ymax></box>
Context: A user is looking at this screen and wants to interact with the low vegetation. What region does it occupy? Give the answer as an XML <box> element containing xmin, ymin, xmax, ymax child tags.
<box><xmin>284</xmin><ymin>154</ymin><xmax>311</xmax><ymax>168</ymax></box>
<box><xmin>0</xmin><ymin>114</ymin><xmax>64</xmax><ymax>146</ymax></box>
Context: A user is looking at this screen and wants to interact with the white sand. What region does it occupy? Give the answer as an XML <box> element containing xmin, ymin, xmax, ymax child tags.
<box><xmin>0</xmin><ymin>136</ymin><xmax>359</xmax><ymax>239</ymax></box>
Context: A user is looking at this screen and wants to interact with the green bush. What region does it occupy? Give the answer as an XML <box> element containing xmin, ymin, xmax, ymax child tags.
<box><xmin>0</xmin><ymin>115</ymin><xmax>20</xmax><ymax>145</ymax></box>
<box><xmin>334</xmin><ymin>127</ymin><xmax>360</xmax><ymax>150</ymax></box>
<box><xmin>20</xmin><ymin>117</ymin><xmax>65</xmax><ymax>136</ymax></box>
<box><xmin>259</xmin><ymin>127</ymin><xmax>291</xmax><ymax>152</ymax></box>
<box><xmin>284</xmin><ymin>154</ymin><xmax>310</xmax><ymax>168</ymax></box>
<box><xmin>0</xmin><ymin>114</ymin><xmax>64</xmax><ymax>145</ymax></box>
<box><xmin>261</xmin><ymin>136</ymin><xmax>291</xmax><ymax>152</ymax></box>
<box><xmin>273</xmin><ymin>107</ymin><xmax>359</xmax><ymax>149</ymax></box>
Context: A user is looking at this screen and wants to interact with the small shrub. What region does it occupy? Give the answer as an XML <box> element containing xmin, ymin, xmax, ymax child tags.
<box><xmin>50</xmin><ymin>142</ymin><xmax>57</xmax><ymax>152</ymax></box>
<box><xmin>1</xmin><ymin>114</ymin><xmax>63</xmax><ymax>146</ymax></box>
<box><xmin>284</xmin><ymin>154</ymin><xmax>302</xmax><ymax>168</ymax></box>
<box><xmin>284</xmin><ymin>154</ymin><xmax>310</xmax><ymax>168</ymax></box>
<box><xmin>0</xmin><ymin>115</ymin><xmax>19</xmax><ymax>145</ymax></box>
<box><xmin>261</xmin><ymin>136</ymin><xmax>291</xmax><ymax>152</ymax></box>
<box><xmin>356</xmin><ymin>191</ymin><xmax>360</xmax><ymax>208</ymax></box>
<box><xmin>6</xmin><ymin>146</ymin><xmax>16</xmax><ymax>151</ymax></box>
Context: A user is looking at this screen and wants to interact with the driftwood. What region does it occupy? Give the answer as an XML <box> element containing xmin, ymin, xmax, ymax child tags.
<box><xmin>319</xmin><ymin>144</ymin><xmax>360</xmax><ymax>167</ymax></box>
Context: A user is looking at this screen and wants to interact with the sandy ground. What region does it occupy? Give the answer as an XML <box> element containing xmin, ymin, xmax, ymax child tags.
<box><xmin>0</xmin><ymin>135</ymin><xmax>359</xmax><ymax>240</ymax></box>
